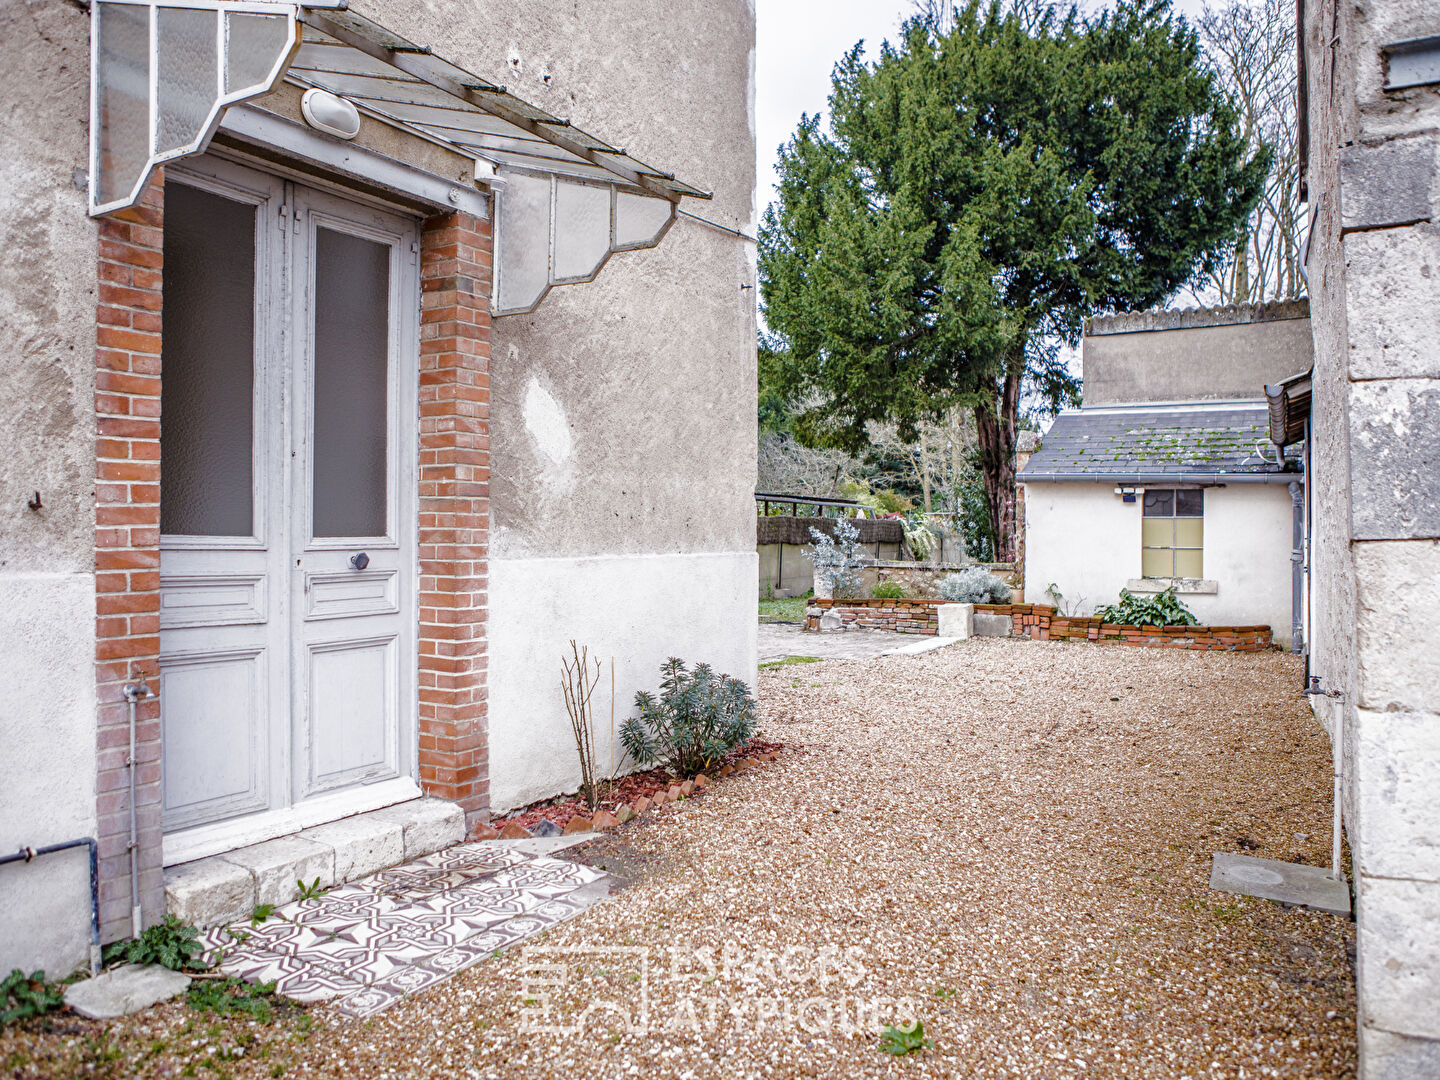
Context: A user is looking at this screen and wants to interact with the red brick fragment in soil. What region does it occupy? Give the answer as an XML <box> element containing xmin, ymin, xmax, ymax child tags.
<box><xmin>498</xmin><ymin>821</ymin><xmax>531</xmax><ymax>839</ymax></box>
<box><xmin>563</xmin><ymin>816</ymin><xmax>593</xmax><ymax>835</ymax></box>
<box><xmin>470</xmin><ymin>821</ymin><xmax>500</xmax><ymax>841</ymax></box>
<box><xmin>591</xmin><ymin>809</ymin><xmax>619</xmax><ymax>831</ymax></box>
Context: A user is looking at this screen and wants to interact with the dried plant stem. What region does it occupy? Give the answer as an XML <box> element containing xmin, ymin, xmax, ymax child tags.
<box><xmin>560</xmin><ymin>640</ymin><xmax>605</xmax><ymax>810</ymax></box>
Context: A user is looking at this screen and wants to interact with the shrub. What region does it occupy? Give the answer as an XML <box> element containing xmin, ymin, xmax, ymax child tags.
<box><xmin>620</xmin><ymin>658</ymin><xmax>757</xmax><ymax>778</ymax></box>
<box><xmin>1095</xmin><ymin>587</ymin><xmax>1198</xmax><ymax>627</ymax></box>
<box><xmin>871</xmin><ymin>581</ymin><xmax>909</xmax><ymax>599</ymax></box>
<box><xmin>804</xmin><ymin>517</ymin><xmax>865</xmax><ymax>598</ymax></box>
<box><xmin>937</xmin><ymin>567</ymin><xmax>1012</xmax><ymax>604</ymax></box>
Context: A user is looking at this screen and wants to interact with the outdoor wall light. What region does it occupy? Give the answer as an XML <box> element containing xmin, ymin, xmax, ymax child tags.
<box><xmin>1115</xmin><ymin>486</ymin><xmax>1141</xmax><ymax>503</ymax></box>
<box><xmin>301</xmin><ymin>88</ymin><xmax>362</xmax><ymax>141</ymax></box>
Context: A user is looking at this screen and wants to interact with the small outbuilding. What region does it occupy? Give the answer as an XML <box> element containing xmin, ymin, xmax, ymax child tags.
<box><xmin>1020</xmin><ymin>302</ymin><xmax>1311</xmax><ymax>645</ymax></box>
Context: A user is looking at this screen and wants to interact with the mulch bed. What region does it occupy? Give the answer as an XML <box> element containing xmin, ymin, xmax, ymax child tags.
<box><xmin>499</xmin><ymin>737</ymin><xmax>787</xmax><ymax>830</ymax></box>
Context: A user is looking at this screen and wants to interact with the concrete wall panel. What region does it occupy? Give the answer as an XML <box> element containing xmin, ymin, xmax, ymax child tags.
<box><xmin>0</xmin><ymin>574</ymin><xmax>98</xmax><ymax>978</ymax></box>
<box><xmin>1354</xmin><ymin>540</ymin><xmax>1440</xmax><ymax>713</ymax></box>
<box><xmin>1357</xmin><ymin>876</ymin><xmax>1440</xmax><ymax>1041</ymax></box>
<box><xmin>1353</xmin><ymin>707</ymin><xmax>1440</xmax><ymax>882</ymax></box>
<box><xmin>1348</xmin><ymin>380</ymin><xmax>1440</xmax><ymax>540</ymax></box>
<box><xmin>1345</xmin><ymin>223</ymin><xmax>1440</xmax><ymax>380</ymax></box>
<box><xmin>487</xmin><ymin>551</ymin><xmax>758</xmax><ymax>812</ymax></box>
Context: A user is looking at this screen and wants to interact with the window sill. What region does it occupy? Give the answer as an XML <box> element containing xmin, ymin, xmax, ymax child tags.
<box><xmin>1126</xmin><ymin>578</ymin><xmax>1218</xmax><ymax>595</ymax></box>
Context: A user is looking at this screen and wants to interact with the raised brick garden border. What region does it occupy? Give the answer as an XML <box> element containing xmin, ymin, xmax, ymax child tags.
<box><xmin>805</xmin><ymin>599</ymin><xmax>1272</xmax><ymax>651</ymax></box>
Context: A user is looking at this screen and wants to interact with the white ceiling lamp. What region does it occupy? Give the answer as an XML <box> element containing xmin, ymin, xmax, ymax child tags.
<box><xmin>300</xmin><ymin>87</ymin><xmax>361</xmax><ymax>140</ymax></box>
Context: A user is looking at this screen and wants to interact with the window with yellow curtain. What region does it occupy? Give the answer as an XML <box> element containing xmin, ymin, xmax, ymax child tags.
<box><xmin>1141</xmin><ymin>489</ymin><xmax>1203</xmax><ymax>578</ymax></box>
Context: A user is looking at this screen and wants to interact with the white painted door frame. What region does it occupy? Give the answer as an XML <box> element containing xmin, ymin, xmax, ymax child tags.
<box><xmin>159</xmin><ymin>155</ymin><xmax>422</xmax><ymax>867</ymax></box>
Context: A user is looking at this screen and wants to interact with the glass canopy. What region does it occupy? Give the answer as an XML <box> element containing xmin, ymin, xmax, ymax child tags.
<box><xmin>90</xmin><ymin>0</ymin><xmax>707</xmax><ymax>314</ymax></box>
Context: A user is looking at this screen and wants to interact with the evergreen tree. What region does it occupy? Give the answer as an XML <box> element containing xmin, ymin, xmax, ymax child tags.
<box><xmin>759</xmin><ymin>0</ymin><xmax>1267</xmax><ymax>558</ymax></box>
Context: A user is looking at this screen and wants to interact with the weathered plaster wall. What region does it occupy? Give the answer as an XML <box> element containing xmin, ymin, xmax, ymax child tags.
<box><xmin>353</xmin><ymin>0</ymin><xmax>758</xmax><ymax>810</ymax></box>
<box><xmin>1022</xmin><ymin>482</ymin><xmax>1295</xmax><ymax>642</ymax></box>
<box><xmin>1083</xmin><ymin>306</ymin><xmax>1313</xmax><ymax>407</ymax></box>
<box><xmin>487</xmin><ymin>551</ymin><xmax>757</xmax><ymax>811</ymax></box>
<box><xmin>0</xmin><ymin>0</ymin><xmax>101</xmax><ymax>978</ymax></box>
<box><xmin>1304</xmin><ymin>0</ymin><xmax>1440</xmax><ymax>1072</ymax></box>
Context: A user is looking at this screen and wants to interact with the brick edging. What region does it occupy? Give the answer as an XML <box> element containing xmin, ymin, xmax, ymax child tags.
<box><xmin>805</xmin><ymin>598</ymin><xmax>1272</xmax><ymax>650</ymax></box>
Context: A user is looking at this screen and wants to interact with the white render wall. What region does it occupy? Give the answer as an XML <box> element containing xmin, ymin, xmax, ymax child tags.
<box><xmin>1022</xmin><ymin>481</ymin><xmax>1296</xmax><ymax>643</ymax></box>
<box><xmin>487</xmin><ymin>552</ymin><xmax>758</xmax><ymax>812</ymax></box>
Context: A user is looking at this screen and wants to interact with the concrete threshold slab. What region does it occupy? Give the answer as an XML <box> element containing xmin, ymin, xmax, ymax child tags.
<box><xmin>478</xmin><ymin>834</ymin><xmax>598</xmax><ymax>857</ymax></box>
<box><xmin>64</xmin><ymin>964</ymin><xmax>191</xmax><ymax>1019</ymax></box>
<box><xmin>883</xmin><ymin>636</ymin><xmax>959</xmax><ymax>657</ymax></box>
<box><xmin>1210</xmin><ymin>853</ymin><xmax>1352</xmax><ymax>916</ymax></box>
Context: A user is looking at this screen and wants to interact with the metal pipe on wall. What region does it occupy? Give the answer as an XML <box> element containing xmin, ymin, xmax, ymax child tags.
<box><xmin>122</xmin><ymin>676</ymin><xmax>155</xmax><ymax>939</ymax></box>
<box><xmin>0</xmin><ymin>839</ymin><xmax>101</xmax><ymax>974</ymax></box>
<box><xmin>1289</xmin><ymin>480</ymin><xmax>1305</xmax><ymax>654</ymax></box>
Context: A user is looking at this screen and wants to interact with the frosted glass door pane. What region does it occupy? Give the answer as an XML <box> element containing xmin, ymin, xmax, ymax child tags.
<box><xmin>312</xmin><ymin>228</ymin><xmax>390</xmax><ymax>539</ymax></box>
<box><xmin>161</xmin><ymin>184</ymin><xmax>256</xmax><ymax>537</ymax></box>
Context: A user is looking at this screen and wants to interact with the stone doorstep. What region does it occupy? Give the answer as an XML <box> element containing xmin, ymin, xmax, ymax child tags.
<box><xmin>164</xmin><ymin>797</ymin><xmax>465</xmax><ymax>931</ymax></box>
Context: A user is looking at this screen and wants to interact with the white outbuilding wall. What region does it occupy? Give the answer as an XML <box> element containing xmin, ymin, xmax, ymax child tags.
<box><xmin>1022</xmin><ymin>481</ymin><xmax>1296</xmax><ymax>643</ymax></box>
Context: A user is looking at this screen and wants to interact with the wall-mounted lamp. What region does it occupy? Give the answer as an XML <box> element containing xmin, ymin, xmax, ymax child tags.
<box><xmin>1114</xmin><ymin>486</ymin><xmax>1142</xmax><ymax>503</ymax></box>
<box><xmin>301</xmin><ymin>88</ymin><xmax>361</xmax><ymax>141</ymax></box>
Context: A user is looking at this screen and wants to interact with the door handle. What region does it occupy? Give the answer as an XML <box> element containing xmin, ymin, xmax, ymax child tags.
<box><xmin>349</xmin><ymin>552</ymin><xmax>370</xmax><ymax>570</ymax></box>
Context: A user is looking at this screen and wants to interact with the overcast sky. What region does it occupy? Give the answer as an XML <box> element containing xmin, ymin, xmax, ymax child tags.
<box><xmin>755</xmin><ymin>0</ymin><xmax>1213</xmax><ymax>218</ymax></box>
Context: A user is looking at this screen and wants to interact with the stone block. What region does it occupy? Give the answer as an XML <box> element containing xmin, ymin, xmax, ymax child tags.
<box><xmin>367</xmin><ymin>797</ymin><xmax>465</xmax><ymax>859</ymax></box>
<box><xmin>1348</xmin><ymin>382</ymin><xmax>1440</xmax><ymax>540</ymax></box>
<box><xmin>1359</xmin><ymin>1024</ymin><xmax>1440</xmax><ymax>1080</ymax></box>
<box><xmin>1346</xmin><ymin>224</ymin><xmax>1440</xmax><ymax>380</ymax></box>
<box><xmin>1354</xmin><ymin>542</ymin><xmax>1440</xmax><ymax>714</ymax></box>
<box><xmin>163</xmin><ymin>857</ymin><xmax>254</xmax><ymax>930</ymax></box>
<box><xmin>818</xmin><ymin>610</ymin><xmax>843</xmax><ymax>631</ymax></box>
<box><xmin>1357</xmin><ymin>877</ymin><xmax>1440</xmax><ymax>1040</ymax></box>
<box><xmin>937</xmin><ymin>603</ymin><xmax>974</xmax><ymax>639</ymax></box>
<box><xmin>64</xmin><ymin>964</ymin><xmax>190</xmax><ymax>1019</ymax></box>
<box><xmin>1353</xmin><ymin>708</ymin><xmax>1440</xmax><ymax>881</ymax></box>
<box><xmin>1341</xmin><ymin>135</ymin><xmax>1438</xmax><ymax>233</ymax></box>
<box><xmin>972</xmin><ymin>612</ymin><xmax>1012</xmax><ymax>637</ymax></box>
<box><xmin>221</xmin><ymin>836</ymin><xmax>334</xmax><ymax>908</ymax></box>
<box><xmin>299</xmin><ymin>815</ymin><xmax>405</xmax><ymax>884</ymax></box>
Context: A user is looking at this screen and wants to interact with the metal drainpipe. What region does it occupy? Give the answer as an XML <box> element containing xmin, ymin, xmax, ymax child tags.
<box><xmin>1288</xmin><ymin>480</ymin><xmax>1305</xmax><ymax>654</ymax></box>
<box><xmin>122</xmin><ymin>676</ymin><xmax>155</xmax><ymax>939</ymax></box>
<box><xmin>0</xmin><ymin>839</ymin><xmax>102</xmax><ymax>974</ymax></box>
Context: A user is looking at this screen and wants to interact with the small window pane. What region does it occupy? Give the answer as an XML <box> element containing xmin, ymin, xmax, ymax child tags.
<box><xmin>495</xmin><ymin>172</ymin><xmax>552</xmax><ymax>313</ymax></box>
<box><xmin>1175</xmin><ymin>549</ymin><xmax>1204</xmax><ymax>578</ymax></box>
<box><xmin>95</xmin><ymin>1</ymin><xmax>151</xmax><ymax>207</ymax></box>
<box><xmin>1141</xmin><ymin>548</ymin><xmax>1174</xmax><ymax>578</ymax></box>
<box><xmin>225</xmin><ymin>13</ymin><xmax>288</xmax><ymax>94</ymax></box>
<box><xmin>552</xmin><ymin>181</ymin><xmax>611</xmax><ymax>282</ymax></box>
<box><xmin>1142</xmin><ymin>489</ymin><xmax>1174</xmax><ymax>517</ymax></box>
<box><xmin>161</xmin><ymin>185</ymin><xmax>256</xmax><ymax>537</ymax></box>
<box><xmin>1141</xmin><ymin>519</ymin><xmax>1175</xmax><ymax>548</ymax></box>
<box><xmin>312</xmin><ymin>227</ymin><xmax>390</xmax><ymax>539</ymax></box>
<box><xmin>614</xmin><ymin>191</ymin><xmax>672</xmax><ymax>247</ymax></box>
<box><xmin>156</xmin><ymin>7</ymin><xmax>219</xmax><ymax>153</ymax></box>
<box><xmin>1174</xmin><ymin>518</ymin><xmax>1204</xmax><ymax>548</ymax></box>
<box><xmin>1176</xmin><ymin>489</ymin><xmax>1204</xmax><ymax>517</ymax></box>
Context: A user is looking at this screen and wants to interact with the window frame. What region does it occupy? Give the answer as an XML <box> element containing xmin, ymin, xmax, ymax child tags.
<box><xmin>1140</xmin><ymin>487</ymin><xmax>1204</xmax><ymax>580</ymax></box>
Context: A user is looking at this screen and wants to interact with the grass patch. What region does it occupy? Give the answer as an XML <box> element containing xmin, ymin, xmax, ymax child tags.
<box><xmin>759</xmin><ymin>596</ymin><xmax>808</xmax><ymax>622</ymax></box>
<box><xmin>759</xmin><ymin>655</ymin><xmax>823</xmax><ymax>670</ymax></box>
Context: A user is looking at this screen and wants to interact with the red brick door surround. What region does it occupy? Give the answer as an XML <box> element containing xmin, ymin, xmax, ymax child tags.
<box><xmin>93</xmin><ymin>171</ymin><xmax>492</xmax><ymax>942</ymax></box>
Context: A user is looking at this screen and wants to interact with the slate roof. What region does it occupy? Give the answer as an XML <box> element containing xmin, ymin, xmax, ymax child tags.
<box><xmin>1020</xmin><ymin>406</ymin><xmax>1302</xmax><ymax>484</ymax></box>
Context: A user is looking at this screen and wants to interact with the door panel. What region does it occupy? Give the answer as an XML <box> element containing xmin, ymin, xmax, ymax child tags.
<box><xmin>291</xmin><ymin>186</ymin><xmax>417</xmax><ymax>807</ymax></box>
<box><xmin>160</xmin><ymin>157</ymin><xmax>419</xmax><ymax>841</ymax></box>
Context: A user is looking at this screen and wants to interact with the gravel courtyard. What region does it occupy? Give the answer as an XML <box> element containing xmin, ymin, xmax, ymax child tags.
<box><xmin>2</xmin><ymin>639</ymin><xmax>1355</xmax><ymax>1079</ymax></box>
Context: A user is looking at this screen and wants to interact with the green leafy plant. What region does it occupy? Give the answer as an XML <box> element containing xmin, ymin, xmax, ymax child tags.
<box><xmin>250</xmin><ymin>903</ymin><xmax>276</xmax><ymax>927</ymax></box>
<box><xmin>295</xmin><ymin>878</ymin><xmax>327</xmax><ymax>902</ymax></box>
<box><xmin>871</xmin><ymin>580</ymin><xmax>909</xmax><ymax>599</ymax></box>
<box><xmin>0</xmin><ymin>969</ymin><xmax>65</xmax><ymax>1025</ymax></box>
<box><xmin>102</xmin><ymin>914</ymin><xmax>209</xmax><ymax>972</ymax></box>
<box><xmin>937</xmin><ymin>567</ymin><xmax>1011</xmax><ymax>604</ymax></box>
<box><xmin>1095</xmin><ymin>587</ymin><xmax>1198</xmax><ymax>627</ymax></box>
<box><xmin>620</xmin><ymin>658</ymin><xmax>758</xmax><ymax>778</ymax></box>
<box><xmin>187</xmin><ymin>977</ymin><xmax>285</xmax><ymax>1022</ymax></box>
<box><xmin>879</xmin><ymin>1019</ymin><xmax>933</xmax><ymax>1056</ymax></box>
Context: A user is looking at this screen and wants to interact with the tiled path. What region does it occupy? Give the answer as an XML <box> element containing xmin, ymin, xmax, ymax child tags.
<box><xmin>758</xmin><ymin>620</ymin><xmax>955</xmax><ymax>663</ymax></box>
<box><xmin>201</xmin><ymin>842</ymin><xmax>608</xmax><ymax>1018</ymax></box>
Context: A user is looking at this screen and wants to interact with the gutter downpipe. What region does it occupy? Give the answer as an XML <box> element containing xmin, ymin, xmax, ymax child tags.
<box><xmin>122</xmin><ymin>676</ymin><xmax>155</xmax><ymax>939</ymax></box>
<box><xmin>1289</xmin><ymin>478</ymin><xmax>1305</xmax><ymax>654</ymax></box>
<box><xmin>0</xmin><ymin>840</ymin><xmax>101</xmax><ymax>974</ymax></box>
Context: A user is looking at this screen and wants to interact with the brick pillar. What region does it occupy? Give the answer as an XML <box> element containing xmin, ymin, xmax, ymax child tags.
<box><xmin>94</xmin><ymin>172</ymin><xmax>165</xmax><ymax>942</ymax></box>
<box><xmin>416</xmin><ymin>210</ymin><xmax>492</xmax><ymax>826</ymax></box>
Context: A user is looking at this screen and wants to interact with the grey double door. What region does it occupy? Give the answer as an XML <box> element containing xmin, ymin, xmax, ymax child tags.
<box><xmin>158</xmin><ymin>155</ymin><xmax>421</xmax><ymax>861</ymax></box>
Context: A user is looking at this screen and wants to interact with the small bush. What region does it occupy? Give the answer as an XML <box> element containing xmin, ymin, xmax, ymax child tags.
<box><xmin>870</xmin><ymin>581</ymin><xmax>909</xmax><ymax>599</ymax></box>
<box><xmin>620</xmin><ymin>658</ymin><xmax>757</xmax><ymax>777</ymax></box>
<box><xmin>1</xmin><ymin>970</ymin><xmax>65</xmax><ymax>1025</ymax></box>
<box><xmin>804</xmin><ymin>517</ymin><xmax>864</xmax><ymax>599</ymax></box>
<box><xmin>102</xmin><ymin>914</ymin><xmax>208</xmax><ymax>972</ymax></box>
<box><xmin>937</xmin><ymin>567</ymin><xmax>1011</xmax><ymax>604</ymax></box>
<box><xmin>1095</xmin><ymin>587</ymin><xmax>1197</xmax><ymax>627</ymax></box>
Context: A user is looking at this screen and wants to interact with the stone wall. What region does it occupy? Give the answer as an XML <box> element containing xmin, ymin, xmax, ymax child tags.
<box><xmin>1302</xmin><ymin>0</ymin><xmax>1440</xmax><ymax>1071</ymax></box>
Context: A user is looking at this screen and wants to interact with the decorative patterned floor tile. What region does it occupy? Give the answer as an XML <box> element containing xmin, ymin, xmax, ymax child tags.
<box><xmin>216</xmin><ymin>944</ymin><xmax>365</xmax><ymax>1003</ymax></box>
<box><xmin>330</xmin><ymin>982</ymin><xmax>404</xmax><ymax>1019</ymax></box>
<box><xmin>409</xmin><ymin>844</ymin><xmax>529</xmax><ymax>872</ymax></box>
